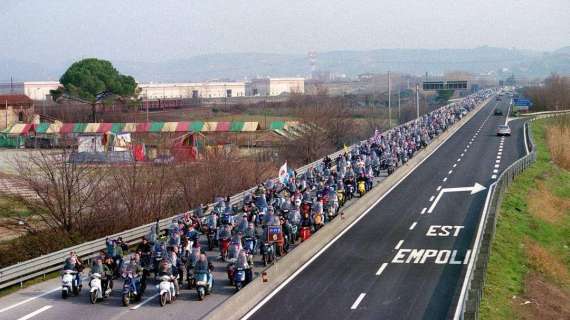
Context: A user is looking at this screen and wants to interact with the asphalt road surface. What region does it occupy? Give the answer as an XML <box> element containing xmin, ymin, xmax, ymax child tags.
<box><xmin>246</xmin><ymin>97</ymin><xmax>526</xmax><ymax>320</ymax></box>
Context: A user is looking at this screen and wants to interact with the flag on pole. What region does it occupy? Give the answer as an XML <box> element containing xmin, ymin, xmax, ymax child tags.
<box><xmin>278</xmin><ymin>162</ymin><xmax>289</xmax><ymax>184</ymax></box>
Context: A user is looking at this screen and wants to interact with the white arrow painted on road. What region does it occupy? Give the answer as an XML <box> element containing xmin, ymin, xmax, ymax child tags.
<box><xmin>427</xmin><ymin>183</ymin><xmax>486</xmax><ymax>214</ymax></box>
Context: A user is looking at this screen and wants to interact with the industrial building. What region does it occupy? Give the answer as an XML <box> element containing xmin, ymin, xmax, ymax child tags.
<box><xmin>0</xmin><ymin>81</ymin><xmax>61</xmax><ymax>101</ymax></box>
<box><xmin>246</xmin><ymin>78</ymin><xmax>305</xmax><ymax>96</ymax></box>
<box><xmin>138</xmin><ymin>82</ymin><xmax>247</xmax><ymax>99</ymax></box>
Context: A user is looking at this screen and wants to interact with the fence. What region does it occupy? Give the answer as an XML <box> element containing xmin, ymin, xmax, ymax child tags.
<box><xmin>456</xmin><ymin>110</ymin><xmax>570</xmax><ymax>320</ymax></box>
<box><xmin>0</xmin><ymin>94</ymin><xmax>490</xmax><ymax>291</ymax></box>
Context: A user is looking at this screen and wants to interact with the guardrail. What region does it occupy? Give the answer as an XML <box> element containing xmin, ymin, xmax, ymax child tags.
<box><xmin>455</xmin><ymin>110</ymin><xmax>569</xmax><ymax>320</ymax></box>
<box><xmin>0</xmin><ymin>94</ymin><xmax>491</xmax><ymax>291</ymax></box>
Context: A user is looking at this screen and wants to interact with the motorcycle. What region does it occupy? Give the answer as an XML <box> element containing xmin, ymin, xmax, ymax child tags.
<box><xmin>260</xmin><ymin>241</ymin><xmax>275</xmax><ymax>266</ymax></box>
<box><xmin>61</xmin><ymin>270</ymin><xmax>81</xmax><ymax>299</ymax></box>
<box><xmin>187</xmin><ymin>266</ymin><xmax>196</xmax><ymax>289</ymax></box>
<box><xmin>89</xmin><ymin>273</ymin><xmax>112</xmax><ymax>304</ymax></box>
<box><xmin>121</xmin><ymin>272</ymin><xmax>142</xmax><ymax>306</ymax></box>
<box><xmin>357</xmin><ymin>180</ymin><xmax>366</xmax><ymax>197</ymax></box>
<box><xmin>195</xmin><ymin>272</ymin><xmax>213</xmax><ymax>301</ymax></box>
<box><xmin>346</xmin><ymin>184</ymin><xmax>355</xmax><ymax>200</ymax></box>
<box><xmin>157</xmin><ymin>275</ymin><xmax>177</xmax><ymax>307</ymax></box>
<box><xmin>299</xmin><ymin>226</ymin><xmax>312</xmax><ymax>242</ymax></box>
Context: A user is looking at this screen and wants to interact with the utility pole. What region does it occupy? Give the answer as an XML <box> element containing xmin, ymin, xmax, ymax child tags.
<box><xmin>416</xmin><ymin>83</ymin><xmax>420</xmax><ymax>119</ymax></box>
<box><xmin>398</xmin><ymin>88</ymin><xmax>401</xmax><ymax>123</ymax></box>
<box><xmin>388</xmin><ymin>71</ymin><xmax>391</xmax><ymax>128</ymax></box>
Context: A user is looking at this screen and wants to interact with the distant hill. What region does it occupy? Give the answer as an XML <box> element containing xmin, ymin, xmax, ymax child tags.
<box><xmin>2</xmin><ymin>46</ymin><xmax>569</xmax><ymax>83</ymax></box>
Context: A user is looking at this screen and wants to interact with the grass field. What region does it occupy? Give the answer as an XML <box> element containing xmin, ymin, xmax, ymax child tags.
<box><xmin>480</xmin><ymin>117</ymin><xmax>570</xmax><ymax>319</ymax></box>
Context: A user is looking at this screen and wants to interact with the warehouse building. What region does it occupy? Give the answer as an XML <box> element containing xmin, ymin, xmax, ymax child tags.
<box><xmin>138</xmin><ymin>82</ymin><xmax>246</xmax><ymax>99</ymax></box>
<box><xmin>246</xmin><ymin>78</ymin><xmax>305</xmax><ymax>96</ymax></box>
<box><xmin>0</xmin><ymin>81</ymin><xmax>61</xmax><ymax>101</ymax></box>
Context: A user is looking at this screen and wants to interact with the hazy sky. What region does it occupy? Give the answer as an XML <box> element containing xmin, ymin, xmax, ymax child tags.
<box><xmin>1</xmin><ymin>0</ymin><xmax>569</xmax><ymax>64</ymax></box>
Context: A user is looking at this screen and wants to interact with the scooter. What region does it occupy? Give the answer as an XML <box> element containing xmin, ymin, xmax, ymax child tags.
<box><xmin>207</xmin><ymin>227</ymin><xmax>217</xmax><ymax>250</ymax></box>
<box><xmin>243</xmin><ymin>237</ymin><xmax>256</xmax><ymax>265</ymax></box>
<box><xmin>121</xmin><ymin>272</ymin><xmax>142</xmax><ymax>307</ymax></box>
<box><xmin>195</xmin><ymin>272</ymin><xmax>213</xmax><ymax>301</ymax></box>
<box><xmin>234</xmin><ymin>268</ymin><xmax>246</xmax><ymax>291</ymax></box>
<box><xmin>336</xmin><ymin>190</ymin><xmax>346</xmax><ymax>207</ymax></box>
<box><xmin>157</xmin><ymin>275</ymin><xmax>177</xmax><ymax>307</ymax></box>
<box><xmin>186</xmin><ymin>267</ymin><xmax>196</xmax><ymax>289</ymax></box>
<box><xmin>300</xmin><ymin>226</ymin><xmax>312</xmax><ymax>242</ymax></box>
<box><xmin>89</xmin><ymin>273</ymin><xmax>112</xmax><ymax>304</ymax></box>
<box><xmin>260</xmin><ymin>241</ymin><xmax>275</xmax><ymax>266</ymax></box>
<box><xmin>357</xmin><ymin>180</ymin><xmax>366</xmax><ymax>197</ymax></box>
<box><xmin>346</xmin><ymin>184</ymin><xmax>355</xmax><ymax>200</ymax></box>
<box><xmin>219</xmin><ymin>237</ymin><xmax>231</xmax><ymax>261</ymax></box>
<box><xmin>61</xmin><ymin>270</ymin><xmax>81</xmax><ymax>299</ymax></box>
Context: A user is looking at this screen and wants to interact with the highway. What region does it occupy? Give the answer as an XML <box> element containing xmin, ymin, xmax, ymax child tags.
<box><xmin>245</xmin><ymin>97</ymin><xmax>526</xmax><ymax>319</ymax></box>
<box><xmin>0</xmin><ymin>96</ymin><xmax>526</xmax><ymax>320</ymax></box>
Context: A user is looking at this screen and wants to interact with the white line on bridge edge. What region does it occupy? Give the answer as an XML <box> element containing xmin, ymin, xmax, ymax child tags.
<box><xmin>351</xmin><ymin>293</ymin><xmax>366</xmax><ymax>310</ymax></box>
<box><xmin>395</xmin><ymin>240</ymin><xmax>404</xmax><ymax>250</ymax></box>
<box><xmin>0</xmin><ymin>288</ymin><xmax>59</xmax><ymax>313</ymax></box>
<box><xmin>409</xmin><ymin>222</ymin><xmax>418</xmax><ymax>230</ymax></box>
<box><xmin>376</xmin><ymin>263</ymin><xmax>388</xmax><ymax>276</ymax></box>
<box><xmin>421</xmin><ymin>207</ymin><xmax>427</xmax><ymax>214</ymax></box>
<box><xmin>429</xmin><ymin>195</ymin><xmax>435</xmax><ymax>201</ymax></box>
<box><xmin>130</xmin><ymin>293</ymin><xmax>159</xmax><ymax>310</ymax></box>
<box><xmin>16</xmin><ymin>305</ymin><xmax>52</xmax><ymax>320</ymax></box>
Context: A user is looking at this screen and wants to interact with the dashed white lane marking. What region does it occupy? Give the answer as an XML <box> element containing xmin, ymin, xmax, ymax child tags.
<box><xmin>429</xmin><ymin>195</ymin><xmax>435</xmax><ymax>202</ymax></box>
<box><xmin>395</xmin><ymin>240</ymin><xmax>404</xmax><ymax>250</ymax></box>
<box><xmin>437</xmin><ymin>186</ymin><xmax>442</xmax><ymax>191</ymax></box>
<box><xmin>376</xmin><ymin>263</ymin><xmax>389</xmax><ymax>276</ymax></box>
<box><xmin>494</xmin><ymin>164</ymin><xmax>500</xmax><ymax>168</ymax></box>
<box><xmin>0</xmin><ymin>288</ymin><xmax>59</xmax><ymax>313</ymax></box>
<box><xmin>493</xmin><ymin>169</ymin><xmax>498</xmax><ymax>173</ymax></box>
<box><xmin>464</xmin><ymin>149</ymin><xmax>467</xmax><ymax>152</ymax></box>
<box><xmin>16</xmin><ymin>305</ymin><xmax>53</xmax><ymax>320</ymax></box>
<box><xmin>491</xmin><ymin>175</ymin><xmax>497</xmax><ymax>179</ymax></box>
<box><xmin>457</xmin><ymin>158</ymin><xmax>461</xmax><ymax>162</ymax></box>
<box><xmin>498</xmin><ymin>152</ymin><xmax>502</xmax><ymax>155</ymax></box>
<box><xmin>495</xmin><ymin>160</ymin><xmax>500</xmax><ymax>163</ymax></box>
<box><xmin>409</xmin><ymin>222</ymin><xmax>418</xmax><ymax>230</ymax></box>
<box><xmin>421</xmin><ymin>207</ymin><xmax>427</xmax><ymax>214</ymax></box>
<box><xmin>467</xmin><ymin>145</ymin><xmax>470</xmax><ymax>148</ymax></box>
<box><xmin>497</xmin><ymin>156</ymin><xmax>501</xmax><ymax>160</ymax></box>
<box><xmin>461</xmin><ymin>153</ymin><xmax>464</xmax><ymax>157</ymax></box>
<box><xmin>449</xmin><ymin>170</ymin><xmax>453</xmax><ymax>174</ymax></box>
<box><xmin>443</xmin><ymin>177</ymin><xmax>448</xmax><ymax>182</ymax></box>
<box><xmin>351</xmin><ymin>293</ymin><xmax>366</xmax><ymax>310</ymax></box>
<box><xmin>130</xmin><ymin>293</ymin><xmax>160</xmax><ymax>310</ymax></box>
<box><xmin>453</xmin><ymin>164</ymin><xmax>457</xmax><ymax>168</ymax></box>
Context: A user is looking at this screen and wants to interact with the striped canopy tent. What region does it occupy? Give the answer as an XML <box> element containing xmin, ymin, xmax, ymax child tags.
<box><xmin>1</xmin><ymin>123</ymin><xmax>35</xmax><ymax>135</ymax></box>
<box><xmin>14</xmin><ymin>121</ymin><xmax>261</xmax><ymax>135</ymax></box>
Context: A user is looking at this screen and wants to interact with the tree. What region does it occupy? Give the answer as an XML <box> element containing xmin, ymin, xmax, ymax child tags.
<box><xmin>53</xmin><ymin>58</ymin><xmax>138</xmax><ymax>121</ymax></box>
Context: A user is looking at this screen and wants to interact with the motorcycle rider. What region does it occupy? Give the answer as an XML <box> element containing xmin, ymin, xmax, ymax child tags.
<box><xmin>236</xmin><ymin>250</ymin><xmax>252</xmax><ymax>284</ymax></box>
<box><xmin>158</xmin><ymin>257</ymin><xmax>179</xmax><ymax>296</ymax></box>
<box><xmin>62</xmin><ymin>251</ymin><xmax>83</xmax><ymax>289</ymax></box>
<box><xmin>195</xmin><ymin>254</ymin><xmax>214</xmax><ymax>289</ymax></box>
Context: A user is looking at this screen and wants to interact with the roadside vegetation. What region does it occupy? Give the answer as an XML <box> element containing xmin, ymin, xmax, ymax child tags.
<box><xmin>523</xmin><ymin>74</ymin><xmax>570</xmax><ymax>112</ymax></box>
<box><xmin>480</xmin><ymin>116</ymin><xmax>570</xmax><ymax>319</ymax></box>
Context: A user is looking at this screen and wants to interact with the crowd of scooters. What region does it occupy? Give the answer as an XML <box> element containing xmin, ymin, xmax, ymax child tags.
<box><xmin>60</xmin><ymin>89</ymin><xmax>495</xmax><ymax>307</ymax></box>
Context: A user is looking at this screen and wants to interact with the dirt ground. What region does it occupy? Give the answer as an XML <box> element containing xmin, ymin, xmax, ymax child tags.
<box><xmin>512</xmin><ymin>272</ymin><xmax>570</xmax><ymax>320</ymax></box>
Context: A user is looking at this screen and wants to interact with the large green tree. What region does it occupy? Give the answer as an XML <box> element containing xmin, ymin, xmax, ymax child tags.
<box><xmin>53</xmin><ymin>58</ymin><xmax>138</xmax><ymax>120</ymax></box>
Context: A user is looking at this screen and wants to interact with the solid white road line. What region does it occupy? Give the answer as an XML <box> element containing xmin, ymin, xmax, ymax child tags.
<box><xmin>16</xmin><ymin>305</ymin><xmax>53</xmax><ymax>320</ymax></box>
<box><xmin>409</xmin><ymin>222</ymin><xmax>418</xmax><ymax>230</ymax></box>
<box><xmin>429</xmin><ymin>195</ymin><xmax>435</xmax><ymax>202</ymax></box>
<box><xmin>443</xmin><ymin>177</ymin><xmax>448</xmax><ymax>182</ymax></box>
<box><xmin>130</xmin><ymin>293</ymin><xmax>159</xmax><ymax>310</ymax></box>
<box><xmin>351</xmin><ymin>293</ymin><xmax>366</xmax><ymax>310</ymax></box>
<box><xmin>395</xmin><ymin>240</ymin><xmax>404</xmax><ymax>250</ymax></box>
<box><xmin>376</xmin><ymin>263</ymin><xmax>389</xmax><ymax>276</ymax></box>
<box><xmin>437</xmin><ymin>186</ymin><xmax>442</xmax><ymax>191</ymax></box>
<box><xmin>491</xmin><ymin>175</ymin><xmax>497</xmax><ymax>179</ymax></box>
<box><xmin>0</xmin><ymin>288</ymin><xmax>59</xmax><ymax>313</ymax></box>
<box><xmin>523</xmin><ymin>122</ymin><xmax>529</xmax><ymax>155</ymax></box>
<box><xmin>421</xmin><ymin>207</ymin><xmax>427</xmax><ymax>214</ymax></box>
